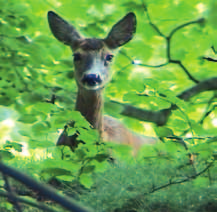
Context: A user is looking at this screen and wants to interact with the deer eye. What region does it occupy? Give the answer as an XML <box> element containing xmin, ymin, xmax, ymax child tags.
<box><xmin>73</xmin><ymin>53</ymin><xmax>82</xmax><ymax>61</ymax></box>
<box><xmin>105</xmin><ymin>54</ymin><xmax>114</xmax><ymax>62</ymax></box>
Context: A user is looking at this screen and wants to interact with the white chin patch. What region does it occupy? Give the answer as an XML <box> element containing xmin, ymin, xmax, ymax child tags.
<box><xmin>83</xmin><ymin>83</ymin><xmax>104</xmax><ymax>90</ymax></box>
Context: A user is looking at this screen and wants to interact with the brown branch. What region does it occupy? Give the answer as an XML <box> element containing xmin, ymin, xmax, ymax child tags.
<box><xmin>202</xmin><ymin>56</ymin><xmax>217</xmax><ymax>62</ymax></box>
<box><xmin>116</xmin><ymin>102</ymin><xmax>170</xmax><ymax>126</ymax></box>
<box><xmin>177</xmin><ymin>77</ymin><xmax>217</xmax><ymax>100</ymax></box>
<box><xmin>113</xmin><ymin>77</ymin><xmax>217</xmax><ymax>126</ymax></box>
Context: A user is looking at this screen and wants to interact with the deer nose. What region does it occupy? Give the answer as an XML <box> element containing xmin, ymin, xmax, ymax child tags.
<box><xmin>82</xmin><ymin>74</ymin><xmax>102</xmax><ymax>86</ymax></box>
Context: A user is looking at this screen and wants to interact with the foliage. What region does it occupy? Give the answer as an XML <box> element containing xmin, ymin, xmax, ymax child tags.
<box><xmin>0</xmin><ymin>0</ymin><xmax>217</xmax><ymax>211</ymax></box>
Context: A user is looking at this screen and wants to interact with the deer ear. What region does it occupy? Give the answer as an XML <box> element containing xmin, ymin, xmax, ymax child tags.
<box><xmin>47</xmin><ymin>11</ymin><xmax>82</xmax><ymax>49</ymax></box>
<box><xmin>104</xmin><ymin>12</ymin><xmax>136</xmax><ymax>49</ymax></box>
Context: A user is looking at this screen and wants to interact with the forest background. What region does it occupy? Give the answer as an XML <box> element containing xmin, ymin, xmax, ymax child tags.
<box><xmin>0</xmin><ymin>0</ymin><xmax>217</xmax><ymax>211</ymax></box>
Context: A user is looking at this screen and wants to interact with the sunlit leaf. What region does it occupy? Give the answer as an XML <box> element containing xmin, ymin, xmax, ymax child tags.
<box><xmin>79</xmin><ymin>173</ymin><xmax>94</xmax><ymax>189</ymax></box>
<box><xmin>156</xmin><ymin>127</ymin><xmax>174</xmax><ymax>138</ymax></box>
<box><xmin>4</xmin><ymin>141</ymin><xmax>23</xmax><ymax>152</ymax></box>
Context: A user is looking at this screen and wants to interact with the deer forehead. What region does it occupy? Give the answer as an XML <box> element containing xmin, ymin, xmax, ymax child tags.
<box><xmin>79</xmin><ymin>38</ymin><xmax>104</xmax><ymax>50</ymax></box>
<box><xmin>74</xmin><ymin>48</ymin><xmax>110</xmax><ymax>59</ymax></box>
<box><xmin>74</xmin><ymin>39</ymin><xmax>111</xmax><ymax>54</ymax></box>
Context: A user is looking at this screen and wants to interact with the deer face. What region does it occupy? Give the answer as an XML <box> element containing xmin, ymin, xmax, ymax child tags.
<box><xmin>72</xmin><ymin>39</ymin><xmax>113</xmax><ymax>90</ymax></box>
<box><xmin>48</xmin><ymin>11</ymin><xmax>136</xmax><ymax>91</ymax></box>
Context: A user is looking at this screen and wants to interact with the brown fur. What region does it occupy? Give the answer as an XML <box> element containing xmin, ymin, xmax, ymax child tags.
<box><xmin>80</xmin><ymin>39</ymin><xmax>104</xmax><ymax>51</ymax></box>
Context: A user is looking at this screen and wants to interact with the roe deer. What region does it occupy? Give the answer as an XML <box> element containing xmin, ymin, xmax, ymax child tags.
<box><xmin>48</xmin><ymin>11</ymin><xmax>157</xmax><ymax>154</ymax></box>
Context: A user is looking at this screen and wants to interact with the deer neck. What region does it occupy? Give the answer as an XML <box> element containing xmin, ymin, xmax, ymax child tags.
<box><xmin>75</xmin><ymin>88</ymin><xmax>103</xmax><ymax>132</ymax></box>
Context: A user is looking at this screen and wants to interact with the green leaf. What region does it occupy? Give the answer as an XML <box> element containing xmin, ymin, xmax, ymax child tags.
<box><xmin>0</xmin><ymin>202</ymin><xmax>13</xmax><ymax>211</ymax></box>
<box><xmin>32</xmin><ymin>122</ymin><xmax>50</xmax><ymax>135</ymax></box>
<box><xmin>40</xmin><ymin>159</ymin><xmax>80</xmax><ymax>173</ymax></box>
<box><xmin>20</xmin><ymin>92</ymin><xmax>43</xmax><ymax>104</ymax></box>
<box><xmin>143</xmin><ymin>78</ymin><xmax>159</xmax><ymax>89</ymax></box>
<box><xmin>92</xmin><ymin>160</ymin><xmax>109</xmax><ymax>173</ymax></box>
<box><xmin>107</xmin><ymin>143</ymin><xmax>133</xmax><ymax>161</ymax></box>
<box><xmin>18</xmin><ymin>114</ymin><xmax>37</xmax><ymax>123</ymax></box>
<box><xmin>209</xmin><ymin>0</ymin><xmax>217</xmax><ymax>28</ymax></box>
<box><xmin>77</xmin><ymin>128</ymin><xmax>99</xmax><ymax>144</ymax></box>
<box><xmin>0</xmin><ymin>150</ymin><xmax>14</xmax><ymax>160</ymax></box>
<box><xmin>41</xmin><ymin>168</ymin><xmax>72</xmax><ymax>178</ymax></box>
<box><xmin>31</xmin><ymin>102</ymin><xmax>56</xmax><ymax>114</ymax></box>
<box><xmin>82</xmin><ymin>165</ymin><xmax>95</xmax><ymax>174</ymax></box>
<box><xmin>193</xmin><ymin>177</ymin><xmax>209</xmax><ymax>188</ymax></box>
<box><xmin>4</xmin><ymin>141</ymin><xmax>23</xmax><ymax>152</ymax></box>
<box><xmin>94</xmin><ymin>153</ymin><xmax>110</xmax><ymax>162</ymax></box>
<box><xmin>156</xmin><ymin>127</ymin><xmax>174</xmax><ymax>138</ymax></box>
<box><xmin>79</xmin><ymin>173</ymin><xmax>94</xmax><ymax>189</ymax></box>
<box><xmin>28</xmin><ymin>139</ymin><xmax>55</xmax><ymax>149</ymax></box>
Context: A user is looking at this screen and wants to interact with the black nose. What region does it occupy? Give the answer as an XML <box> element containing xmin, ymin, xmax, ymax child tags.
<box><xmin>82</xmin><ymin>74</ymin><xmax>102</xmax><ymax>86</ymax></box>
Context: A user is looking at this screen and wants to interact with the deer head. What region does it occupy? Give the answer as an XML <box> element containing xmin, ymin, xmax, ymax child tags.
<box><xmin>47</xmin><ymin>11</ymin><xmax>136</xmax><ymax>91</ymax></box>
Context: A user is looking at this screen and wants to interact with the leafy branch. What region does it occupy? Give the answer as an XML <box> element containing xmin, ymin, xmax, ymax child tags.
<box><xmin>114</xmin><ymin>8</ymin><xmax>217</xmax><ymax>127</ymax></box>
<box><xmin>111</xmin><ymin>76</ymin><xmax>217</xmax><ymax>126</ymax></box>
<box><xmin>134</xmin><ymin>6</ymin><xmax>204</xmax><ymax>83</ymax></box>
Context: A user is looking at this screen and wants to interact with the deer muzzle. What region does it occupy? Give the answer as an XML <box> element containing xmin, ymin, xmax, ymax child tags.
<box><xmin>81</xmin><ymin>73</ymin><xmax>103</xmax><ymax>90</ymax></box>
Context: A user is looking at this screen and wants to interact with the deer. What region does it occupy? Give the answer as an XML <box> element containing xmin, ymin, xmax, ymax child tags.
<box><xmin>47</xmin><ymin>11</ymin><xmax>157</xmax><ymax>155</ymax></box>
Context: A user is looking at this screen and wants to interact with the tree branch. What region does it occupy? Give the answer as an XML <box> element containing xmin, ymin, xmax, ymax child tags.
<box><xmin>112</xmin><ymin>77</ymin><xmax>217</xmax><ymax>126</ymax></box>
<box><xmin>168</xmin><ymin>18</ymin><xmax>205</xmax><ymax>38</ymax></box>
<box><xmin>146</xmin><ymin>160</ymin><xmax>214</xmax><ymax>194</ymax></box>
<box><xmin>0</xmin><ymin>162</ymin><xmax>92</xmax><ymax>212</ymax></box>
<box><xmin>178</xmin><ymin>77</ymin><xmax>217</xmax><ymax>100</ymax></box>
<box><xmin>141</xmin><ymin>7</ymin><xmax>202</xmax><ymax>83</ymax></box>
<box><xmin>202</xmin><ymin>56</ymin><xmax>217</xmax><ymax>62</ymax></box>
<box><xmin>170</xmin><ymin>60</ymin><xmax>199</xmax><ymax>83</ymax></box>
<box><xmin>0</xmin><ymin>190</ymin><xmax>58</xmax><ymax>212</ymax></box>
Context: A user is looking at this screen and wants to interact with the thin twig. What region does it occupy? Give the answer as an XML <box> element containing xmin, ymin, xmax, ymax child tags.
<box><xmin>145</xmin><ymin>7</ymin><xmax>166</xmax><ymax>38</ymax></box>
<box><xmin>199</xmin><ymin>95</ymin><xmax>217</xmax><ymax>124</ymax></box>
<box><xmin>169</xmin><ymin>18</ymin><xmax>205</xmax><ymax>38</ymax></box>
<box><xmin>145</xmin><ymin>160</ymin><xmax>214</xmax><ymax>195</ymax></box>
<box><xmin>135</xmin><ymin>62</ymin><xmax>169</xmax><ymax>68</ymax></box>
<box><xmin>170</xmin><ymin>60</ymin><xmax>199</xmax><ymax>83</ymax></box>
<box><xmin>142</xmin><ymin>7</ymin><xmax>202</xmax><ymax>83</ymax></box>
